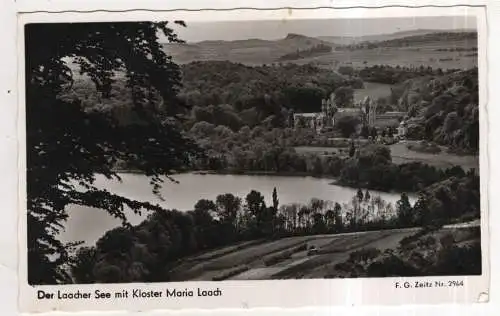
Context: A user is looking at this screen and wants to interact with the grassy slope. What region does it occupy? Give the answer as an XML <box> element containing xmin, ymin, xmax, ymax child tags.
<box><xmin>318</xmin><ymin>29</ymin><xmax>475</xmax><ymax>45</ymax></box>
<box><xmin>168</xmin><ymin>225</ymin><xmax>478</xmax><ymax>281</ymax></box>
<box><xmin>163</xmin><ymin>33</ymin><xmax>330</xmax><ymax>65</ymax></box>
<box><xmin>163</xmin><ymin>32</ymin><xmax>477</xmax><ymax>69</ymax></box>
<box><xmin>353</xmin><ymin>82</ymin><xmax>393</xmax><ymax>103</ymax></box>
<box><xmin>293</xmin><ymin>141</ymin><xmax>479</xmax><ymax>170</ymax></box>
<box><xmin>389</xmin><ymin>142</ymin><xmax>479</xmax><ymax>170</ymax></box>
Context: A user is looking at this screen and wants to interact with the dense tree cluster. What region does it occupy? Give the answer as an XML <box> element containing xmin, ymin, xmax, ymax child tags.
<box><xmin>338</xmin><ymin>144</ymin><xmax>471</xmax><ymax>192</ymax></box>
<box><xmin>355</xmin><ymin>64</ymin><xmax>452</xmax><ymax>84</ymax></box>
<box><xmin>188</xmin><ymin>124</ymin><xmax>342</xmax><ymax>175</ymax></box>
<box><xmin>28</xmin><ymin>19</ymin><xmax>480</xmax><ymax>286</ymax></box>
<box><xmin>26</xmin><ymin>22</ymin><xmax>203</xmax><ymax>285</ymax></box>
<box><xmin>278</xmin><ymin>43</ymin><xmax>333</xmax><ymax>61</ymax></box>
<box><xmin>178</xmin><ymin>61</ymin><xmax>348</xmax><ymax>114</ymax></box>
<box><xmin>396</xmin><ymin>68</ymin><xmax>479</xmax><ymax>152</ymax></box>
<box><xmin>332</xmin><ymin>226</ymin><xmax>481</xmax><ymax>278</ymax></box>
<box><xmin>69</xmin><ymin>60</ymin><xmax>364</xmax><ymax>130</ymax></box>
<box><xmin>335</xmin><ymin>32</ymin><xmax>477</xmax><ymax>51</ymax></box>
<box><xmin>186</xmin><ymin>124</ymin><xmax>468</xmax><ymax>192</ymax></box>
<box><xmin>70</xmin><ymin>168</ymin><xmax>479</xmax><ymax>283</ymax></box>
<box><xmin>435</xmin><ymin>47</ymin><xmax>478</xmax><ymax>52</ymax></box>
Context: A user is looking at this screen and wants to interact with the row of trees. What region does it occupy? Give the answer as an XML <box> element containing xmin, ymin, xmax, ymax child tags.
<box><xmin>278</xmin><ymin>43</ymin><xmax>333</xmax><ymax>61</ymax></box>
<box><xmin>340</xmin><ymin>64</ymin><xmax>455</xmax><ymax>85</ymax></box>
<box><xmin>339</xmin><ymin>66</ymin><xmax>480</xmax><ymax>153</ymax></box>
<box><xmin>335</xmin><ymin>32</ymin><xmax>477</xmax><ymax>51</ymax></box>
<box><xmin>398</xmin><ymin>68</ymin><xmax>479</xmax><ymax>152</ymax></box>
<box><xmin>27</xmin><ymin>20</ymin><xmax>480</xmax><ymax>286</ymax></box>
<box><xmin>338</xmin><ymin>144</ymin><xmax>471</xmax><ymax>192</ymax></box>
<box><xmin>68</xmin><ymin>60</ymin><xmax>365</xmax><ymax>130</ymax></box>
<box><xmin>70</xmin><ymin>167</ymin><xmax>479</xmax><ymax>284</ymax></box>
<box><xmin>332</xmin><ymin>226</ymin><xmax>481</xmax><ymax>278</ymax></box>
<box><xmin>178</xmin><ymin>61</ymin><xmax>349</xmax><ymax>113</ymax></box>
<box><xmin>186</xmin><ymin>123</ymin><xmax>470</xmax><ymax>192</ymax></box>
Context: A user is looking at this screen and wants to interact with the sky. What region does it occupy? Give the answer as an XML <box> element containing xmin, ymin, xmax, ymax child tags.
<box><xmin>166</xmin><ymin>16</ymin><xmax>477</xmax><ymax>43</ymax></box>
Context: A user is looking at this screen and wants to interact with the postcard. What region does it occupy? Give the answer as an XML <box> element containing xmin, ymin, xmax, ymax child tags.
<box><xmin>17</xmin><ymin>4</ymin><xmax>489</xmax><ymax>313</ymax></box>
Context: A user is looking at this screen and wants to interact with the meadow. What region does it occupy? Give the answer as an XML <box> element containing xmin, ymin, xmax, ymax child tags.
<box><xmin>353</xmin><ymin>81</ymin><xmax>393</xmax><ymax>103</ymax></box>
<box><xmin>294</xmin><ymin>141</ymin><xmax>479</xmax><ymax>171</ymax></box>
<box><xmin>168</xmin><ymin>225</ymin><xmax>478</xmax><ymax>281</ymax></box>
<box><xmin>164</xmin><ymin>36</ymin><xmax>477</xmax><ymax>70</ymax></box>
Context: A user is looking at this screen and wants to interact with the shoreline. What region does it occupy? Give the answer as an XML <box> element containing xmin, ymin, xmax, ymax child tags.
<box><xmin>111</xmin><ymin>169</ymin><xmax>416</xmax><ymax>195</ymax></box>
<box><xmin>190</xmin><ymin>170</ymin><xmax>338</xmax><ymax>180</ymax></box>
<box><xmin>112</xmin><ymin>168</ymin><xmax>337</xmax><ymax>179</ymax></box>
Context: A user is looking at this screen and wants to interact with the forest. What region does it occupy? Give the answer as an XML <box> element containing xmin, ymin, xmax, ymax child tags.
<box><xmin>27</xmin><ymin>22</ymin><xmax>481</xmax><ymax>285</ymax></box>
<box><xmin>70</xmin><ymin>60</ymin><xmax>479</xmax><ymax>154</ymax></box>
<box><xmin>184</xmin><ymin>123</ymin><xmax>471</xmax><ymax>192</ymax></box>
<box><xmin>278</xmin><ymin>43</ymin><xmax>333</xmax><ymax>61</ymax></box>
<box><xmin>394</xmin><ymin>68</ymin><xmax>479</xmax><ymax>152</ymax></box>
<box><xmin>70</xmin><ymin>169</ymin><xmax>479</xmax><ymax>283</ymax></box>
<box><xmin>335</xmin><ymin>31</ymin><xmax>477</xmax><ymax>51</ymax></box>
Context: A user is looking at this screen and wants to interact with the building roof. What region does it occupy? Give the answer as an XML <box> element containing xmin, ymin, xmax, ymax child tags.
<box><xmin>337</xmin><ymin>107</ymin><xmax>363</xmax><ymax>113</ymax></box>
<box><xmin>334</xmin><ymin>108</ymin><xmax>363</xmax><ymax>120</ymax></box>
<box><xmin>385</xmin><ymin>111</ymin><xmax>407</xmax><ymax>115</ymax></box>
<box><xmin>374</xmin><ymin>118</ymin><xmax>400</xmax><ymax>128</ymax></box>
<box><xmin>377</xmin><ymin>111</ymin><xmax>407</xmax><ymax>120</ymax></box>
<box><xmin>294</xmin><ymin>113</ymin><xmax>319</xmax><ymax>118</ymax></box>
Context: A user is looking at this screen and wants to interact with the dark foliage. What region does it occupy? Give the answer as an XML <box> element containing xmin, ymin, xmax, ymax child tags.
<box><xmin>26</xmin><ymin>22</ymin><xmax>202</xmax><ymax>285</ymax></box>
<box><xmin>332</xmin><ymin>226</ymin><xmax>481</xmax><ymax>278</ymax></box>
<box><xmin>356</xmin><ymin>64</ymin><xmax>450</xmax><ymax>84</ymax></box>
<box><xmin>278</xmin><ymin>43</ymin><xmax>333</xmax><ymax>61</ymax></box>
<box><xmin>71</xmin><ymin>166</ymin><xmax>480</xmax><ymax>283</ymax></box>
<box><xmin>399</xmin><ymin>68</ymin><xmax>479</xmax><ymax>152</ymax></box>
<box><xmin>178</xmin><ymin>61</ymin><xmax>347</xmax><ymax>117</ymax></box>
<box><xmin>335</xmin><ymin>32</ymin><xmax>477</xmax><ymax>51</ymax></box>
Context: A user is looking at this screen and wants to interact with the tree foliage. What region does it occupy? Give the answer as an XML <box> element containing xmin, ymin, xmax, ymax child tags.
<box><xmin>336</xmin><ymin>116</ymin><xmax>360</xmax><ymax>138</ymax></box>
<box><xmin>26</xmin><ymin>22</ymin><xmax>202</xmax><ymax>285</ymax></box>
<box><xmin>333</xmin><ymin>86</ymin><xmax>354</xmax><ymax>107</ymax></box>
<box><xmin>392</xmin><ymin>68</ymin><xmax>479</xmax><ymax>152</ymax></box>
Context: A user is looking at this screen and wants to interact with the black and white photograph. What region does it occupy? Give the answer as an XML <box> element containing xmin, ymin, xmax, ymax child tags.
<box><xmin>23</xmin><ymin>9</ymin><xmax>485</xmax><ymax>292</ymax></box>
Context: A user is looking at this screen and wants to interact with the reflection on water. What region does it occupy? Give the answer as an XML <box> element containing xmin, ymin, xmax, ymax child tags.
<box><xmin>59</xmin><ymin>173</ymin><xmax>411</xmax><ymax>246</ymax></box>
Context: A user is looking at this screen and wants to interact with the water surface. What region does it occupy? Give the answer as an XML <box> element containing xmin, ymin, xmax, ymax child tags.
<box><xmin>59</xmin><ymin>173</ymin><xmax>409</xmax><ymax>246</ymax></box>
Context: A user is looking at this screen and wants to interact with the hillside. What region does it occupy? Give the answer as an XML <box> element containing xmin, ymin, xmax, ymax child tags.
<box><xmin>319</xmin><ymin>28</ymin><xmax>476</xmax><ymax>45</ymax></box>
<box><xmin>163</xmin><ymin>33</ymin><xmax>331</xmax><ymax>65</ymax></box>
<box><xmin>178</xmin><ymin>61</ymin><xmax>352</xmax><ymax>128</ymax></box>
<box><xmin>395</xmin><ymin>68</ymin><xmax>479</xmax><ymax>152</ymax></box>
<box><xmin>163</xmin><ymin>30</ymin><xmax>478</xmax><ymax>70</ymax></box>
<box><xmin>318</xmin><ymin>29</ymin><xmax>441</xmax><ymax>45</ymax></box>
<box><xmin>336</xmin><ymin>31</ymin><xmax>477</xmax><ymax>51</ymax></box>
<box><xmin>63</xmin><ymin>61</ymin><xmax>351</xmax><ymax>129</ymax></box>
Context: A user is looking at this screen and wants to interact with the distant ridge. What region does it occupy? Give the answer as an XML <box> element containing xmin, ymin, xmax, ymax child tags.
<box><xmin>160</xmin><ymin>28</ymin><xmax>476</xmax><ymax>45</ymax></box>
<box><xmin>190</xmin><ymin>33</ymin><xmax>324</xmax><ymax>46</ymax></box>
<box><xmin>284</xmin><ymin>33</ymin><xmax>312</xmax><ymax>40</ymax></box>
<box><xmin>196</xmin><ymin>38</ymin><xmax>272</xmax><ymax>46</ymax></box>
<box><xmin>318</xmin><ymin>28</ymin><xmax>477</xmax><ymax>45</ymax></box>
<box><xmin>161</xmin><ymin>29</ymin><xmax>477</xmax><ymax>66</ymax></box>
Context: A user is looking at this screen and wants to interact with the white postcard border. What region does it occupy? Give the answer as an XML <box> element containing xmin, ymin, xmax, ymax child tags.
<box><xmin>16</xmin><ymin>5</ymin><xmax>490</xmax><ymax>313</ymax></box>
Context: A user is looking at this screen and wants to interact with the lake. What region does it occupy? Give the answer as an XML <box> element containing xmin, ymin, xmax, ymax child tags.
<box><xmin>58</xmin><ymin>173</ymin><xmax>411</xmax><ymax>246</ymax></box>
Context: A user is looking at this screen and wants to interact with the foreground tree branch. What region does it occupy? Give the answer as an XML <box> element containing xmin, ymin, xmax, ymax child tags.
<box><xmin>25</xmin><ymin>21</ymin><xmax>203</xmax><ymax>285</ymax></box>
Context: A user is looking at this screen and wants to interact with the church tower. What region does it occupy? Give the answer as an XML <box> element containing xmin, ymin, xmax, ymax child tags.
<box><xmin>368</xmin><ymin>98</ymin><xmax>377</xmax><ymax>127</ymax></box>
<box><xmin>320</xmin><ymin>93</ymin><xmax>336</xmax><ymax>129</ymax></box>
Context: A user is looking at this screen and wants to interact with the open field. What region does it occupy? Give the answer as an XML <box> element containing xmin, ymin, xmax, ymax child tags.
<box><xmin>390</xmin><ymin>142</ymin><xmax>479</xmax><ymax>170</ymax></box>
<box><xmin>294</xmin><ymin>146</ymin><xmax>343</xmax><ymax>156</ymax></box>
<box><xmin>163</xmin><ymin>33</ymin><xmax>477</xmax><ymax>69</ymax></box>
<box><xmin>168</xmin><ymin>224</ymin><xmax>478</xmax><ymax>281</ymax></box>
<box><xmin>354</xmin><ymin>82</ymin><xmax>393</xmax><ymax>103</ymax></box>
<box><xmin>294</xmin><ymin>46</ymin><xmax>477</xmax><ymax>70</ymax></box>
<box><xmin>294</xmin><ymin>141</ymin><xmax>479</xmax><ymax>170</ymax></box>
